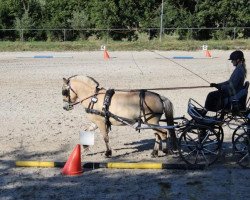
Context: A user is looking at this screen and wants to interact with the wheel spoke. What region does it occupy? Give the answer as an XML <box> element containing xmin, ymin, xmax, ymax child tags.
<box><xmin>238</xmin><ymin>153</ymin><xmax>249</xmax><ymax>163</ymax></box>
<box><xmin>201</xmin><ymin>150</ymin><xmax>209</xmax><ymax>165</ymax></box>
<box><xmin>181</xmin><ymin>143</ymin><xmax>196</xmax><ymax>148</ymax></box>
<box><xmin>203</xmin><ymin>140</ymin><xmax>219</xmax><ymax>147</ymax></box>
<box><xmin>194</xmin><ymin>151</ymin><xmax>199</xmax><ymax>164</ymax></box>
<box><xmin>203</xmin><ymin>147</ymin><xmax>218</xmax><ymax>155</ymax></box>
<box><xmin>235</xmin><ymin>149</ymin><xmax>247</xmax><ymax>154</ymax></box>
<box><xmin>201</xmin><ymin>133</ymin><xmax>209</xmax><ymax>143</ymax></box>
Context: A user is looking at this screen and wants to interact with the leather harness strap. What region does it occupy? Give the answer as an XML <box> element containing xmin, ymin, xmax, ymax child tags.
<box><xmin>85</xmin><ymin>89</ymin><xmax>163</xmax><ymax>130</ymax></box>
<box><xmin>102</xmin><ymin>89</ymin><xmax>115</xmax><ymax>131</ymax></box>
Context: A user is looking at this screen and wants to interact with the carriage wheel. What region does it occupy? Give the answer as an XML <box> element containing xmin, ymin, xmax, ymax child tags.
<box><xmin>233</xmin><ymin>125</ymin><xmax>250</xmax><ymax>168</ymax></box>
<box><xmin>232</xmin><ymin>123</ymin><xmax>248</xmax><ymax>154</ymax></box>
<box><xmin>178</xmin><ymin>124</ymin><xmax>222</xmax><ymax>166</ymax></box>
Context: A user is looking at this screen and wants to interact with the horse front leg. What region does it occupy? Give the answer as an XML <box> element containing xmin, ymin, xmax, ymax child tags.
<box><xmin>97</xmin><ymin>123</ymin><xmax>112</xmax><ymax>157</ymax></box>
<box><xmin>103</xmin><ymin>134</ymin><xmax>112</xmax><ymax>157</ymax></box>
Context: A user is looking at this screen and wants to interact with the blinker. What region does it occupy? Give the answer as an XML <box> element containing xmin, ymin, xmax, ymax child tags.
<box><xmin>62</xmin><ymin>89</ymin><xmax>69</xmax><ymax>96</ymax></box>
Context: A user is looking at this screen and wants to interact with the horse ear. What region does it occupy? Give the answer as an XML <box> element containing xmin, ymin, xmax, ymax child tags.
<box><xmin>63</xmin><ymin>78</ymin><xmax>69</xmax><ymax>84</ymax></box>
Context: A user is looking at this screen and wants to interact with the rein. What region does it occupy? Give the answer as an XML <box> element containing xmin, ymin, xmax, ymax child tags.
<box><xmin>150</xmin><ymin>50</ymin><xmax>211</xmax><ymax>84</ymax></box>
<box><xmin>69</xmin><ymin>91</ymin><xmax>106</xmax><ymax>107</ymax></box>
<box><xmin>68</xmin><ymin>94</ymin><xmax>96</xmax><ymax>106</ymax></box>
<box><xmin>115</xmin><ymin>85</ymin><xmax>210</xmax><ymax>92</ymax></box>
<box><xmin>64</xmin><ymin>76</ymin><xmax>210</xmax><ymax>131</ymax></box>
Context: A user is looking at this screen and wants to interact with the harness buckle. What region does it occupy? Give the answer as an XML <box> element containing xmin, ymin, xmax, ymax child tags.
<box><xmin>91</xmin><ymin>97</ymin><xmax>98</xmax><ymax>103</ymax></box>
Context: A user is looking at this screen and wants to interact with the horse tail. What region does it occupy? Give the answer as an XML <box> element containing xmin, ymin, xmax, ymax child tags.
<box><xmin>160</xmin><ymin>95</ymin><xmax>177</xmax><ymax>149</ymax></box>
<box><xmin>160</xmin><ymin>95</ymin><xmax>174</xmax><ymax>125</ymax></box>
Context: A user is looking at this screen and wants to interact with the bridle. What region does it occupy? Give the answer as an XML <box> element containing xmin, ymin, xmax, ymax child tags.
<box><xmin>62</xmin><ymin>79</ymin><xmax>103</xmax><ymax>109</ymax></box>
<box><xmin>62</xmin><ymin>81</ymin><xmax>78</xmax><ymax>104</ymax></box>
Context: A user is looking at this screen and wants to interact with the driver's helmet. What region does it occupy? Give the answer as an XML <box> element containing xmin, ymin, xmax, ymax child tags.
<box><xmin>228</xmin><ymin>50</ymin><xmax>244</xmax><ymax>61</ymax></box>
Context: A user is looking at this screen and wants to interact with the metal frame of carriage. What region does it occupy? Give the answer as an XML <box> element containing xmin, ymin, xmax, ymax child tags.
<box><xmin>138</xmin><ymin>82</ymin><xmax>250</xmax><ymax>168</ymax></box>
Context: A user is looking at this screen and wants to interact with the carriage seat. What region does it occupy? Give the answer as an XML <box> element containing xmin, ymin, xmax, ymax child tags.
<box><xmin>187</xmin><ymin>98</ymin><xmax>222</xmax><ymax>125</ymax></box>
<box><xmin>223</xmin><ymin>81</ymin><xmax>249</xmax><ymax>114</ymax></box>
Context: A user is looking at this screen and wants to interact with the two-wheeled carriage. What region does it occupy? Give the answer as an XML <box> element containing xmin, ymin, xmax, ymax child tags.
<box><xmin>177</xmin><ymin>98</ymin><xmax>250</xmax><ymax>168</ymax></box>
<box><xmin>139</xmin><ymin>81</ymin><xmax>250</xmax><ymax>168</ymax></box>
<box><xmin>175</xmin><ymin>81</ymin><xmax>250</xmax><ymax>168</ymax></box>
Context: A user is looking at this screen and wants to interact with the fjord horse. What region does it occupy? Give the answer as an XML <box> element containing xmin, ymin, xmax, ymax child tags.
<box><xmin>62</xmin><ymin>75</ymin><xmax>177</xmax><ymax>157</ymax></box>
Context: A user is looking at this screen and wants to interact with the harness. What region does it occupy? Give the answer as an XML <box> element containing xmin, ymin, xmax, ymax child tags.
<box><xmin>102</xmin><ymin>89</ymin><xmax>115</xmax><ymax>130</ymax></box>
<box><xmin>85</xmin><ymin>89</ymin><xmax>156</xmax><ymax>131</ymax></box>
<box><xmin>63</xmin><ymin>78</ymin><xmax>162</xmax><ymax>131</ymax></box>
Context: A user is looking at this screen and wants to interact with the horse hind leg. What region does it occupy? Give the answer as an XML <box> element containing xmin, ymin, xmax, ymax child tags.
<box><xmin>147</xmin><ymin>116</ymin><xmax>168</xmax><ymax>157</ymax></box>
<box><xmin>152</xmin><ymin>128</ymin><xmax>176</xmax><ymax>156</ymax></box>
<box><xmin>151</xmin><ymin>129</ymin><xmax>168</xmax><ymax>157</ymax></box>
<box><xmin>151</xmin><ymin>132</ymin><xmax>161</xmax><ymax>157</ymax></box>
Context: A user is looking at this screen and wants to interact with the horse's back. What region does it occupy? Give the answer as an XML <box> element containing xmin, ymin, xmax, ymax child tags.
<box><xmin>109</xmin><ymin>91</ymin><xmax>164</xmax><ymax>118</ymax></box>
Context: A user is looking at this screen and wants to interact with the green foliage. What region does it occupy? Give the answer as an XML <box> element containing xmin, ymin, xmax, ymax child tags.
<box><xmin>195</xmin><ymin>0</ymin><xmax>250</xmax><ymax>39</ymax></box>
<box><xmin>0</xmin><ymin>0</ymin><xmax>249</xmax><ymax>41</ymax></box>
<box><xmin>15</xmin><ymin>10</ymin><xmax>34</xmax><ymax>40</ymax></box>
<box><xmin>67</xmin><ymin>11</ymin><xmax>91</xmax><ymax>40</ymax></box>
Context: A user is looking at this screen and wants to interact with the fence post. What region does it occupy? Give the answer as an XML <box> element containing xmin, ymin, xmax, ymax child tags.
<box><xmin>21</xmin><ymin>29</ymin><xmax>24</xmax><ymax>42</ymax></box>
<box><xmin>160</xmin><ymin>0</ymin><xmax>164</xmax><ymax>42</ymax></box>
<box><xmin>63</xmin><ymin>29</ymin><xmax>66</xmax><ymax>41</ymax></box>
<box><xmin>233</xmin><ymin>27</ymin><xmax>236</xmax><ymax>40</ymax></box>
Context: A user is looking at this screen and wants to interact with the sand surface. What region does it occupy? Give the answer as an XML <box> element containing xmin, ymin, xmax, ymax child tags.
<box><xmin>1</xmin><ymin>50</ymin><xmax>250</xmax><ymax>199</ymax></box>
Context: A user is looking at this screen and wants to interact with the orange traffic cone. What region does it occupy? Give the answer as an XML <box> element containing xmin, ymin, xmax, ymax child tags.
<box><xmin>61</xmin><ymin>144</ymin><xmax>83</xmax><ymax>176</ymax></box>
<box><xmin>104</xmin><ymin>49</ymin><xmax>110</xmax><ymax>60</ymax></box>
<box><xmin>205</xmin><ymin>50</ymin><xmax>212</xmax><ymax>57</ymax></box>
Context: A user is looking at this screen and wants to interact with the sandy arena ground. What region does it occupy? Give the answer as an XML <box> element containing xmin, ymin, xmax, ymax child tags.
<box><xmin>1</xmin><ymin>50</ymin><xmax>250</xmax><ymax>199</ymax></box>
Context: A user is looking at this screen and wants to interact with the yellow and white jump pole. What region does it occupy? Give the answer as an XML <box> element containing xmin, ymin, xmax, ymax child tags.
<box><xmin>15</xmin><ymin>161</ymin><xmax>205</xmax><ymax>170</ymax></box>
<box><xmin>107</xmin><ymin>162</ymin><xmax>162</xmax><ymax>169</ymax></box>
<box><xmin>15</xmin><ymin>161</ymin><xmax>65</xmax><ymax>168</ymax></box>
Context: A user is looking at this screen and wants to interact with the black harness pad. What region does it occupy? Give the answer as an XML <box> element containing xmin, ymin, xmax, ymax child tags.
<box><xmin>102</xmin><ymin>89</ymin><xmax>115</xmax><ymax>130</ymax></box>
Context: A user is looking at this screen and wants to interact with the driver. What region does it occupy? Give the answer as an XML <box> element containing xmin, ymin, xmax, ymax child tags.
<box><xmin>205</xmin><ymin>50</ymin><xmax>247</xmax><ymax>111</ymax></box>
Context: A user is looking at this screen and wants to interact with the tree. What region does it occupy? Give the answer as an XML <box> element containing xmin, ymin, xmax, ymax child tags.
<box><xmin>15</xmin><ymin>10</ymin><xmax>34</xmax><ymax>41</ymax></box>
<box><xmin>43</xmin><ymin>0</ymin><xmax>88</xmax><ymax>40</ymax></box>
<box><xmin>68</xmin><ymin>11</ymin><xmax>91</xmax><ymax>39</ymax></box>
<box><xmin>160</xmin><ymin>0</ymin><xmax>197</xmax><ymax>39</ymax></box>
<box><xmin>195</xmin><ymin>0</ymin><xmax>250</xmax><ymax>39</ymax></box>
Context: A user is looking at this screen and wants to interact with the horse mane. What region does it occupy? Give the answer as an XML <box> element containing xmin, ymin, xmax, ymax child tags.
<box><xmin>70</xmin><ymin>75</ymin><xmax>100</xmax><ymax>88</ymax></box>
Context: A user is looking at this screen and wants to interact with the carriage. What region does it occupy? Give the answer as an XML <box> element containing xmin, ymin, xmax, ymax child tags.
<box><xmin>176</xmin><ymin>97</ymin><xmax>250</xmax><ymax>168</ymax></box>
<box><xmin>139</xmin><ymin>81</ymin><xmax>250</xmax><ymax>168</ymax></box>
<box><xmin>62</xmin><ymin>75</ymin><xmax>250</xmax><ymax>169</ymax></box>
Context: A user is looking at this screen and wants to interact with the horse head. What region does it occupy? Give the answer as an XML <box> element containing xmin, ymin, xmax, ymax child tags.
<box><xmin>62</xmin><ymin>75</ymin><xmax>100</xmax><ymax>111</ymax></box>
<box><xmin>62</xmin><ymin>77</ymin><xmax>78</xmax><ymax>111</ymax></box>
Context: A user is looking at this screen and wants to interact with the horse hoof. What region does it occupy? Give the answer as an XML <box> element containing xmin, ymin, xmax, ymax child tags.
<box><xmin>151</xmin><ymin>150</ymin><xmax>158</xmax><ymax>158</ymax></box>
<box><xmin>105</xmin><ymin>150</ymin><xmax>112</xmax><ymax>157</ymax></box>
<box><xmin>83</xmin><ymin>145</ymin><xmax>89</xmax><ymax>150</ymax></box>
<box><xmin>162</xmin><ymin>148</ymin><xmax>169</xmax><ymax>154</ymax></box>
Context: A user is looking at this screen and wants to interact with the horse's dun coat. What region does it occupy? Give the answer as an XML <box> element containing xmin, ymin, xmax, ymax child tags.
<box><xmin>62</xmin><ymin>75</ymin><xmax>177</xmax><ymax>157</ymax></box>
